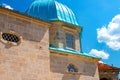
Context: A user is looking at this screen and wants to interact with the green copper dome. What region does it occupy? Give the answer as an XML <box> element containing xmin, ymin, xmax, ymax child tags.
<box><xmin>26</xmin><ymin>0</ymin><xmax>79</xmax><ymax>26</ymax></box>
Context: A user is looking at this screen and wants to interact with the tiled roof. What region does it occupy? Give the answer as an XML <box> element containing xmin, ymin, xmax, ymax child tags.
<box><xmin>98</xmin><ymin>63</ymin><xmax>120</xmax><ymax>70</ymax></box>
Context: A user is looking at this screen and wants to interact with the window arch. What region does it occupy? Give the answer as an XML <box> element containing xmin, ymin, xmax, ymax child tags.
<box><xmin>100</xmin><ymin>78</ymin><xmax>108</xmax><ymax>80</ymax></box>
<box><xmin>67</xmin><ymin>64</ymin><xmax>78</xmax><ymax>73</ymax></box>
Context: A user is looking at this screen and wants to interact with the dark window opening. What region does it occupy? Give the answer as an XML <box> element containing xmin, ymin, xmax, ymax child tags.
<box><xmin>67</xmin><ymin>64</ymin><xmax>78</xmax><ymax>73</ymax></box>
<box><xmin>100</xmin><ymin>78</ymin><xmax>108</xmax><ymax>80</ymax></box>
<box><xmin>66</xmin><ymin>33</ymin><xmax>75</xmax><ymax>49</ymax></box>
<box><xmin>2</xmin><ymin>33</ymin><xmax>20</xmax><ymax>43</ymax></box>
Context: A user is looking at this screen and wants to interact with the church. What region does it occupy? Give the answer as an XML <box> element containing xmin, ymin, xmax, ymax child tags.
<box><xmin>0</xmin><ymin>0</ymin><xmax>101</xmax><ymax>80</ymax></box>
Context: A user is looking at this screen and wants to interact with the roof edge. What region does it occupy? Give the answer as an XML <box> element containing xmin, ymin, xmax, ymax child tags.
<box><xmin>0</xmin><ymin>6</ymin><xmax>51</xmax><ymax>27</ymax></box>
<box><xmin>49</xmin><ymin>20</ymin><xmax>82</xmax><ymax>29</ymax></box>
<box><xmin>49</xmin><ymin>46</ymin><xmax>101</xmax><ymax>60</ymax></box>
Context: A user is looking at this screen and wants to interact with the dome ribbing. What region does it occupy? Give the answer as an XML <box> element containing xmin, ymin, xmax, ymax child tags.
<box><xmin>26</xmin><ymin>0</ymin><xmax>79</xmax><ymax>26</ymax></box>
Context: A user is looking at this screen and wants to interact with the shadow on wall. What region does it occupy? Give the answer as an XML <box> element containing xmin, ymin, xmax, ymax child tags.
<box><xmin>50</xmin><ymin>54</ymin><xmax>98</xmax><ymax>80</ymax></box>
<box><xmin>100</xmin><ymin>78</ymin><xmax>108</xmax><ymax>80</ymax></box>
<box><xmin>100</xmin><ymin>77</ymin><xmax>112</xmax><ymax>80</ymax></box>
<box><xmin>82</xmin><ymin>61</ymin><xmax>97</xmax><ymax>77</ymax></box>
<box><xmin>62</xmin><ymin>74</ymin><xmax>80</xmax><ymax>80</ymax></box>
<box><xmin>0</xmin><ymin>14</ymin><xmax>48</xmax><ymax>42</ymax></box>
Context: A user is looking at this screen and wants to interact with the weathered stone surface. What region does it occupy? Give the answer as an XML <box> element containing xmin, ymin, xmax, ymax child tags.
<box><xmin>0</xmin><ymin>9</ymin><xmax>99</xmax><ymax>80</ymax></box>
<box><xmin>50</xmin><ymin>54</ymin><xmax>99</xmax><ymax>80</ymax></box>
<box><xmin>0</xmin><ymin>13</ymin><xmax>50</xmax><ymax>80</ymax></box>
<box><xmin>49</xmin><ymin>24</ymin><xmax>81</xmax><ymax>52</ymax></box>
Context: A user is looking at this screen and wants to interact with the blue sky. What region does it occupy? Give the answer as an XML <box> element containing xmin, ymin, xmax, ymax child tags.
<box><xmin>0</xmin><ymin>0</ymin><xmax>120</xmax><ymax>70</ymax></box>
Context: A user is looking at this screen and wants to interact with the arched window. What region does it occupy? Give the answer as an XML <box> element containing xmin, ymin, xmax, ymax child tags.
<box><xmin>67</xmin><ymin>64</ymin><xmax>78</xmax><ymax>73</ymax></box>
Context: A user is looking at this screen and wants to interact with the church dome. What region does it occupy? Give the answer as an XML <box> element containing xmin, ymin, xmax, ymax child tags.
<box><xmin>26</xmin><ymin>0</ymin><xmax>79</xmax><ymax>26</ymax></box>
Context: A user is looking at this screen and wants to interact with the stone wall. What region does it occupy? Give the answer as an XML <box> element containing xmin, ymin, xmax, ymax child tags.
<box><xmin>50</xmin><ymin>53</ymin><xmax>99</xmax><ymax>80</ymax></box>
<box><xmin>0</xmin><ymin>13</ymin><xmax>50</xmax><ymax>80</ymax></box>
<box><xmin>0</xmin><ymin>8</ymin><xmax>100</xmax><ymax>80</ymax></box>
<box><xmin>50</xmin><ymin>24</ymin><xmax>81</xmax><ymax>52</ymax></box>
<box><xmin>99</xmin><ymin>71</ymin><xmax>119</xmax><ymax>80</ymax></box>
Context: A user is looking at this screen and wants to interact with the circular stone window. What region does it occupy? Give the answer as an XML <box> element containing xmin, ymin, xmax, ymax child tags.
<box><xmin>0</xmin><ymin>31</ymin><xmax>21</xmax><ymax>45</ymax></box>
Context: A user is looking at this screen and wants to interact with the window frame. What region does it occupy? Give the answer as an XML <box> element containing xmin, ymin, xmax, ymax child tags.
<box><xmin>65</xmin><ymin>63</ymin><xmax>81</xmax><ymax>76</ymax></box>
<box><xmin>65</xmin><ymin>32</ymin><xmax>75</xmax><ymax>49</ymax></box>
<box><xmin>67</xmin><ymin>64</ymin><xmax>78</xmax><ymax>73</ymax></box>
<box><xmin>0</xmin><ymin>31</ymin><xmax>22</xmax><ymax>46</ymax></box>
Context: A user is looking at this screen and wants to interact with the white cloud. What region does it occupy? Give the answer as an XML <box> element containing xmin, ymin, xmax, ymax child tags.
<box><xmin>97</xmin><ymin>14</ymin><xmax>120</xmax><ymax>50</ymax></box>
<box><xmin>89</xmin><ymin>49</ymin><xmax>109</xmax><ymax>59</ymax></box>
<box><xmin>2</xmin><ymin>3</ymin><xmax>13</xmax><ymax>10</ymax></box>
<box><xmin>98</xmin><ymin>61</ymin><xmax>104</xmax><ymax>64</ymax></box>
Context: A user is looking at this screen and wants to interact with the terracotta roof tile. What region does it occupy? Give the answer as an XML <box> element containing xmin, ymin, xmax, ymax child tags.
<box><xmin>98</xmin><ymin>63</ymin><xmax>120</xmax><ymax>70</ymax></box>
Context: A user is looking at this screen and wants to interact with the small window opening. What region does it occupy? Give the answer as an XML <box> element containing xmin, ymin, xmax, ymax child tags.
<box><xmin>67</xmin><ymin>64</ymin><xmax>78</xmax><ymax>73</ymax></box>
<box><xmin>2</xmin><ymin>33</ymin><xmax>20</xmax><ymax>43</ymax></box>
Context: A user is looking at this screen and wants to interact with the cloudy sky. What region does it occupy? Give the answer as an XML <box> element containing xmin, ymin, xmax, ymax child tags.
<box><xmin>0</xmin><ymin>0</ymin><xmax>120</xmax><ymax>69</ymax></box>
